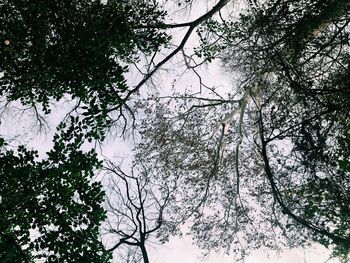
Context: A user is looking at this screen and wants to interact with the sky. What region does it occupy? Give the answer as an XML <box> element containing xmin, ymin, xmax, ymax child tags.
<box><xmin>147</xmin><ymin>235</ymin><xmax>340</xmax><ymax>263</ymax></box>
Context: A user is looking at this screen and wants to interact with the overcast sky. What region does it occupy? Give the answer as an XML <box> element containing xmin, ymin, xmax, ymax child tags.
<box><xmin>147</xmin><ymin>235</ymin><xmax>339</xmax><ymax>263</ymax></box>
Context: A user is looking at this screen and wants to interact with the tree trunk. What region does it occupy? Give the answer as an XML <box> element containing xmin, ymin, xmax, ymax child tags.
<box><xmin>140</xmin><ymin>244</ymin><xmax>149</xmax><ymax>263</ymax></box>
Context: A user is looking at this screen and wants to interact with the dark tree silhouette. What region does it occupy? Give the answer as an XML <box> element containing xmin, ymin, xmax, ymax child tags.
<box><xmin>103</xmin><ymin>161</ymin><xmax>175</xmax><ymax>263</ymax></box>
<box><xmin>0</xmin><ymin>118</ymin><xmax>109</xmax><ymax>262</ymax></box>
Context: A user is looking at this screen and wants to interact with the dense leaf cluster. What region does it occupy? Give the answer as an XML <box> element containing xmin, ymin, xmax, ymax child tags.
<box><xmin>0</xmin><ymin>121</ymin><xmax>109</xmax><ymax>262</ymax></box>
<box><xmin>0</xmin><ymin>0</ymin><xmax>169</xmax><ymax>114</ymax></box>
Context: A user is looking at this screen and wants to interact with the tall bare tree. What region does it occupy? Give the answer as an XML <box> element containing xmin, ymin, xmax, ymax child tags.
<box><xmin>103</xmin><ymin>161</ymin><xmax>178</xmax><ymax>263</ymax></box>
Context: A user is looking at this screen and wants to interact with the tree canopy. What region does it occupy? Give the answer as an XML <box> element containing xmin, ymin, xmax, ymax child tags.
<box><xmin>0</xmin><ymin>0</ymin><xmax>350</xmax><ymax>262</ymax></box>
<box><xmin>0</xmin><ymin>120</ymin><xmax>109</xmax><ymax>262</ymax></box>
<box><xmin>1</xmin><ymin>0</ymin><xmax>169</xmax><ymax>262</ymax></box>
<box><xmin>135</xmin><ymin>0</ymin><xmax>350</xmax><ymax>260</ymax></box>
<box><xmin>0</xmin><ymin>0</ymin><xmax>168</xmax><ymax>120</ymax></box>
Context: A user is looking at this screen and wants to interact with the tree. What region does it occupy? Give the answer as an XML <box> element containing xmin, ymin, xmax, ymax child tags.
<box><xmin>0</xmin><ymin>1</ymin><xmax>171</xmax><ymax>260</ymax></box>
<box><xmin>102</xmin><ymin>161</ymin><xmax>178</xmax><ymax>263</ymax></box>
<box><xmin>0</xmin><ymin>118</ymin><xmax>109</xmax><ymax>262</ymax></box>
<box><xmin>0</xmin><ymin>0</ymin><xmax>169</xmax><ymax>128</ymax></box>
<box><xmin>132</xmin><ymin>0</ymin><xmax>350</xmax><ymax>260</ymax></box>
<box><xmin>2</xmin><ymin>0</ymin><xmax>350</xmax><ymax>261</ymax></box>
<box><xmin>0</xmin><ymin>1</ymin><xmax>232</xmax><ymax>262</ymax></box>
<box><xmin>221</xmin><ymin>0</ymin><xmax>350</xmax><ymax>255</ymax></box>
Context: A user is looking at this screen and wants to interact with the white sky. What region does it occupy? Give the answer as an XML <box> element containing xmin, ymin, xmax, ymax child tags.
<box><xmin>147</xmin><ymin>235</ymin><xmax>339</xmax><ymax>263</ymax></box>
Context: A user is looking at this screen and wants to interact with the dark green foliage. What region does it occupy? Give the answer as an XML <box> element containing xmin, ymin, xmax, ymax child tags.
<box><xmin>0</xmin><ymin>1</ymin><xmax>172</xmax><ymax>261</ymax></box>
<box><xmin>0</xmin><ymin>123</ymin><xmax>110</xmax><ymax>262</ymax></box>
<box><xmin>0</xmin><ymin>0</ymin><xmax>169</xmax><ymax>113</ymax></box>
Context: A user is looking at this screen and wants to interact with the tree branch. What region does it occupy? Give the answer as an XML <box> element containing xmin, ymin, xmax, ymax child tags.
<box><xmin>108</xmin><ymin>0</ymin><xmax>230</xmax><ymax>113</ymax></box>
<box><xmin>257</xmin><ymin>108</ymin><xmax>350</xmax><ymax>247</ymax></box>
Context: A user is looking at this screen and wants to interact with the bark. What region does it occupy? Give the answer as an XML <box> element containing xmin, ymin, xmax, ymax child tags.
<box><xmin>140</xmin><ymin>244</ymin><xmax>149</xmax><ymax>263</ymax></box>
